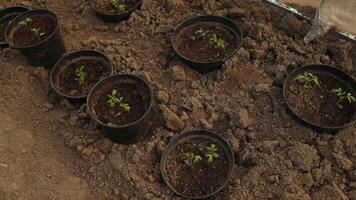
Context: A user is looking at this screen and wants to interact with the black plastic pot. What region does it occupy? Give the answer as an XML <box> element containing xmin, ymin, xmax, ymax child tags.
<box><xmin>87</xmin><ymin>74</ymin><xmax>153</xmax><ymax>143</ymax></box>
<box><xmin>172</xmin><ymin>15</ymin><xmax>243</xmax><ymax>74</ymax></box>
<box><xmin>50</xmin><ymin>50</ymin><xmax>114</xmax><ymax>103</ymax></box>
<box><xmin>160</xmin><ymin>130</ymin><xmax>234</xmax><ymax>199</ymax></box>
<box><xmin>5</xmin><ymin>9</ymin><xmax>66</xmax><ymax>69</ymax></box>
<box><xmin>283</xmin><ymin>64</ymin><xmax>356</xmax><ymax>132</ymax></box>
<box><xmin>90</xmin><ymin>0</ymin><xmax>143</xmax><ymax>22</ymax></box>
<box><xmin>0</xmin><ymin>6</ymin><xmax>29</xmax><ymax>47</ymax></box>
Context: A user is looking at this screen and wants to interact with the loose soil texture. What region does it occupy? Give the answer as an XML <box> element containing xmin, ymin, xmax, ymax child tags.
<box><xmin>54</xmin><ymin>57</ymin><xmax>111</xmax><ymax>97</ymax></box>
<box><xmin>175</xmin><ymin>22</ymin><xmax>237</xmax><ymax>62</ymax></box>
<box><xmin>286</xmin><ymin>71</ymin><xmax>355</xmax><ymax>127</ymax></box>
<box><xmin>0</xmin><ymin>0</ymin><xmax>355</xmax><ymax>199</ymax></box>
<box><xmin>164</xmin><ymin>138</ymin><xmax>229</xmax><ymax>197</ymax></box>
<box><xmin>11</xmin><ymin>14</ymin><xmax>56</xmax><ymax>47</ymax></box>
<box><xmin>91</xmin><ymin>79</ymin><xmax>150</xmax><ymax>126</ymax></box>
<box><xmin>0</xmin><ymin>13</ymin><xmax>19</xmax><ymax>42</ymax></box>
<box><xmin>95</xmin><ymin>0</ymin><xmax>139</xmax><ymax>14</ymax></box>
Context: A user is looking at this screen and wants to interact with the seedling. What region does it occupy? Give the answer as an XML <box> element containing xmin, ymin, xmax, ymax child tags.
<box><xmin>209</xmin><ymin>33</ymin><xmax>226</xmax><ymax>49</ymax></box>
<box><xmin>195</xmin><ymin>27</ymin><xmax>210</xmax><ymax>37</ymax></box>
<box><xmin>75</xmin><ymin>66</ymin><xmax>86</xmax><ymax>85</ymax></box>
<box><xmin>294</xmin><ymin>72</ymin><xmax>320</xmax><ymax>88</ymax></box>
<box><xmin>184</xmin><ymin>152</ymin><xmax>202</xmax><ymax>164</ymax></box>
<box><xmin>107</xmin><ymin>89</ymin><xmax>131</xmax><ymax>112</ymax></box>
<box><xmin>30</xmin><ymin>28</ymin><xmax>45</xmax><ymax>37</ymax></box>
<box><xmin>331</xmin><ymin>87</ymin><xmax>356</xmax><ymax>104</ymax></box>
<box><xmin>18</xmin><ymin>17</ymin><xmax>32</xmax><ymax>27</ymax></box>
<box><xmin>111</xmin><ymin>0</ymin><xmax>126</xmax><ymax>12</ymax></box>
<box><xmin>205</xmin><ymin>144</ymin><xmax>219</xmax><ymax>163</ymax></box>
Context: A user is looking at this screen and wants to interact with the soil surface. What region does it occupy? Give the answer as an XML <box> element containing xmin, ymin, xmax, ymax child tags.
<box><xmin>175</xmin><ymin>22</ymin><xmax>237</xmax><ymax>62</ymax></box>
<box><xmin>286</xmin><ymin>71</ymin><xmax>355</xmax><ymax>127</ymax></box>
<box><xmin>54</xmin><ymin>57</ymin><xmax>111</xmax><ymax>97</ymax></box>
<box><xmin>91</xmin><ymin>79</ymin><xmax>150</xmax><ymax>126</ymax></box>
<box><xmin>164</xmin><ymin>138</ymin><xmax>229</xmax><ymax>197</ymax></box>
<box><xmin>0</xmin><ymin>13</ymin><xmax>19</xmax><ymax>42</ymax></box>
<box><xmin>11</xmin><ymin>14</ymin><xmax>56</xmax><ymax>47</ymax></box>
<box><xmin>0</xmin><ymin>0</ymin><xmax>355</xmax><ymax>199</ymax></box>
<box><xmin>95</xmin><ymin>0</ymin><xmax>139</xmax><ymax>14</ymax></box>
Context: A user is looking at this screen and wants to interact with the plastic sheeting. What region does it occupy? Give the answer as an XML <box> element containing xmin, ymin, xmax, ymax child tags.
<box><xmin>304</xmin><ymin>0</ymin><xmax>356</xmax><ymax>43</ymax></box>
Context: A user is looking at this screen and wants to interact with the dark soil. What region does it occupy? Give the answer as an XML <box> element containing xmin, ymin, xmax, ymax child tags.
<box><xmin>93</xmin><ymin>80</ymin><xmax>150</xmax><ymax>126</ymax></box>
<box><xmin>95</xmin><ymin>0</ymin><xmax>139</xmax><ymax>14</ymax></box>
<box><xmin>0</xmin><ymin>0</ymin><xmax>356</xmax><ymax>199</ymax></box>
<box><xmin>175</xmin><ymin>22</ymin><xmax>237</xmax><ymax>62</ymax></box>
<box><xmin>286</xmin><ymin>71</ymin><xmax>355</xmax><ymax>127</ymax></box>
<box><xmin>11</xmin><ymin>14</ymin><xmax>56</xmax><ymax>47</ymax></box>
<box><xmin>0</xmin><ymin>13</ymin><xmax>20</xmax><ymax>42</ymax></box>
<box><xmin>164</xmin><ymin>138</ymin><xmax>229</xmax><ymax>197</ymax></box>
<box><xmin>53</xmin><ymin>57</ymin><xmax>111</xmax><ymax>97</ymax></box>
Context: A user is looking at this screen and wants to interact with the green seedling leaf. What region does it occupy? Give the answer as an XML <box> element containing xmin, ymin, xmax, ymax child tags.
<box><xmin>107</xmin><ymin>89</ymin><xmax>131</xmax><ymax>111</ymax></box>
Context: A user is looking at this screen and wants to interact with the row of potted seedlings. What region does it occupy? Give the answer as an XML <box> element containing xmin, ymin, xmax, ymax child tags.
<box><xmin>1</xmin><ymin>3</ymin><xmax>355</xmax><ymax>199</ymax></box>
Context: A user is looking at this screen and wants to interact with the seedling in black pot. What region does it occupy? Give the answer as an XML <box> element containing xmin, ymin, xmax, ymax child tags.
<box><xmin>0</xmin><ymin>6</ymin><xmax>29</xmax><ymax>47</ymax></box>
<box><xmin>5</xmin><ymin>9</ymin><xmax>66</xmax><ymax>69</ymax></box>
<box><xmin>172</xmin><ymin>16</ymin><xmax>243</xmax><ymax>74</ymax></box>
<box><xmin>283</xmin><ymin>64</ymin><xmax>356</xmax><ymax>132</ymax></box>
<box><xmin>161</xmin><ymin>130</ymin><xmax>234</xmax><ymax>199</ymax></box>
<box><xmin>87</xmin><ymin>74</ymin><xmax>153</xmax><ymax>143</ymax></box>
<box><xmin>50</xmin><ymin>50</ymin><xmax>113</xmax><ymax>102</ymax></box>
<box><xmin>91</xmin><ymin>0</ymin><xmax>143</xmax><ymax>22</ymax></box>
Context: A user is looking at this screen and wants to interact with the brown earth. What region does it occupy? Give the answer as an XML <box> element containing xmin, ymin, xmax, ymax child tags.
<box><xmin>0</xmin><ymin>0</ymin><xmax>355</xmax><ymax>200</ymax></box>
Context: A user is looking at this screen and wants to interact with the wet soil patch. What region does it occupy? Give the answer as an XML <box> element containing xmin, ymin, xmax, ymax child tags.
<box><xmin>11</xmin><ymin>14</ymin><xmax>56</xmax><ymax>47</ymax></box>
<box><xmin>92</xmin><ymin>80</ymin><xmax>150</xmax><ymax>126</ymax></box>
<box><xmin>175</xmin><ymin>22</ymin><xmax>237</xmax><ymax>62</ymax></box>
<box><xmin>0</xmin><ymin>13</ymin><xmax>19</xmax><ymax>42</ymax></box>
<box><xmin>164</xmin><ymin>138</ymin><xmax>229</xmax><ymax>197</ymax></box>
<box><xmin>94</xmin><ymin>0</ymin><xmax>139</xmax><ymax>14</ymax></box>
<box><xmin>286</xmin><ymin>71</ymin><xmax>355</xmax><ymax>127</ymax></box>
<box><xmin>53</xmin><ymin>57</ymin><xmax>111</xmax><ymax>97</ymax></box>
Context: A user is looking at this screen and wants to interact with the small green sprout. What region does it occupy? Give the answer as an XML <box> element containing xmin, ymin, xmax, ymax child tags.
<box><xmin>107</xmin><ymin>89</ymin><xmax>131</xmax><ymax>112</ymax></box>
<box><xmin>331</xmin><ymin>87</ymin><xmax>356</xmax><ymax>104</ymax></box>
<box><xmin>205</xmin><ymin>144</ymin><xmax>219</xmax><ymax>163</ymax></box>
<box><xmin>75</xmin><ymin>66</ymin><xmax>86</xmax><ymax>85</ymax></box>
<box><xmin>195</xmin><ymin>27</ymin><xmax>210</xmax><ymax>37</ymax></box>
<box><xmin>209</xmin><ymin>33</ymin><xmax>226</xmax><ymax>49</ymax></box>
<box><xmin>30</xmin><ymin>28</ymin><xmax>45</xmax><ymax>37</ymax></box>
<box><xmin>294</xmin><ymin>72</ymin><xmax>320</xmax><ymax>88</ymax></box>
<box><xmin>18</xmin><ymin>17</ymin><xmax>32</xmax><ymax>27</ymax></box>
<box><xmin>111</xmin><ymin>0</ymin><xmax>126</xmax><ymax>12</ymax></box>
<box><xmin>184</xmin><ymin>152</ymin><xmax>202</xmax><ymax>164</ymax></box>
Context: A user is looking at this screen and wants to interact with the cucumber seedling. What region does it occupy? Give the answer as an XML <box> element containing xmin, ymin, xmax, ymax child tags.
<box><xmin>18</xmin><ymin>17</ymin><xmax>32</xmax><ymax>27</ymax></box>
<box><xmin>331</xmin><ymin>87</ymin><xmax>356</xmax><ymax>104</ymax></box>
<box><xmin>75</xmin><ymin>66</ymin><xmax>87</xmax><ymax>85</ymax></box>
<box><xmin>209</xmin><ymin>33</ymin><xmax>226</xmax><ymax>49</ymax></box>
<box><xmin>205</xmin><ymin>144</ymin><xmax>219</xmax><ymax>163</ymax></box>
<box><xmin>30</xmin><ymin>28</ymin><xmax>45</xmax><ymax>38</ymax></box>
<box><xmin>110</xmin><ymin>0</ymin><xmax>126</xmax><ymax>12</ymax></box>
<box><xmin>294</xmin><ymin>72</ymin><xmax>320</xmax><ymax>88</ymax></box>
<box><xmin>107</xmin><ymin>89</ymin><xmax>131</xmax><ymax>116</ymax></box>
<box><xmin>184</xmin><ymin>152</ymin><xmax>202</xmax><ymax>164</ymax></box>
<box><xmin>195</xmin><ymin>27</ymin><xmax>210</xmax><ymax>37</ymax></box>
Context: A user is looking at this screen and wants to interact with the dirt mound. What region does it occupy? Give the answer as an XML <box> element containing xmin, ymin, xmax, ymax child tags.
<box><xmin>0</xmin><ymin>0</ymin><xmax>355</xmax><ymax>199</ymax></box>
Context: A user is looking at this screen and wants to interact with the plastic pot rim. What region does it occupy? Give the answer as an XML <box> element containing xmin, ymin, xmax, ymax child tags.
<box><xmin>160</xmin><ymin>129</ymin><xmax>235</xmax><ymax>199</ymax></box>
<box><xmin>5</xmin><ymin>9</ymin><xmax>60</xmax><ymax>49</ymax></box>
<box><xmin>171</xmin><ymin>15</ymin><xmax>243</xmax><ymax>65</ymax></box>
<box><xmin>50</xmin><ymin>49</ymin><xmax>114</xmax><ymax>100</ymax></box>
<box><xmin>87</xmin><ymin>73</ymin><xmax>153</xmax><ymax>129</ymax></box>
<box><xmin>283</xmin><ymin>64</ymin><xmax>356</xmax><ymax>131</ymax></box>
<box><xmin>0</xmin><ymin>6</ymin><xmax>30</xmax><ymax>46</ymax></box>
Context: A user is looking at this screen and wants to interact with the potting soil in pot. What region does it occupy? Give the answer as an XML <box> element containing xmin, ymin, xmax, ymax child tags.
<box><xmin>164</xmin><ymin>138</ymin><xmax>229</xmax><ymax>197</ymax></box>
<box><xmin>175</xmin><ymin>22</ymin><xmax>237</xmax><ymax>62</ymax></box>
<box><xmin>11</xmin><ymin>14</ymin><xmax>56</xmax><ymax>47</ymax></box>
